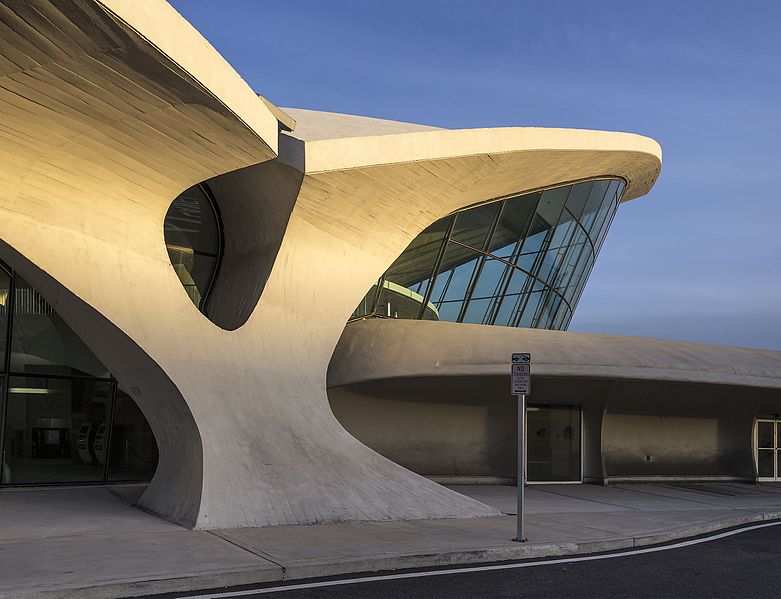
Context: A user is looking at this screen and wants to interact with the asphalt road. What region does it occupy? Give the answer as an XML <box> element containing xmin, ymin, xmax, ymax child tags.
<box><xmin>161</xmin><ymin>522</ymin><xmax>781</xmax><ymax>599</ymax></box>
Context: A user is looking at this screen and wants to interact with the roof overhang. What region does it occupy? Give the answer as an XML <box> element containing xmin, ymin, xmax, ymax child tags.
<box><xmin>329</xmin><ymin>319</ymin><xmax>781</xmax><ymax>391</ymax></box>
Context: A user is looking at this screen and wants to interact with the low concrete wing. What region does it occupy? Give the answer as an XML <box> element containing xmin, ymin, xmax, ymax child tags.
<box><xmin>329</xmin><ymin>319</ymin><xmax>781</xmax><ymax>483</ymax></box>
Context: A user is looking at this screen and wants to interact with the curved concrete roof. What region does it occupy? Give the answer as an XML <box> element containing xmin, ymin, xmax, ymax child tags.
<box><xmin>329</xmin><ymin>319</ymin><xmax>781</xmax><ymax>391</ymax></box>
<box><xmin>283</xmin><ymin>107</ymin><xmax>441</xmax><ymax>141</ymax></box>
<box><xmin>99</xmin><ymin>0</ymin><xmax>279</xmax><ymax>153</ymax></box>
<box><xmin>284</xmin><ymin>116</ymin><xmax>661</xmax><ymax>203</ymax></box>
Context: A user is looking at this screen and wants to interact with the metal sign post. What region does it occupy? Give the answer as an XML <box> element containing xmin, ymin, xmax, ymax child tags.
<box><xmin>511</xmin><ymin>352</ymin><xmax>531</xmax><ymax>543</ymax></box>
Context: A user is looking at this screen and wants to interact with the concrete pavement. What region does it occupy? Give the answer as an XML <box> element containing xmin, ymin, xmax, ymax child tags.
<box><xmin>1</xmin><ymin>482</ymin><xmax>781</xmax><ymax>598</ymax></box>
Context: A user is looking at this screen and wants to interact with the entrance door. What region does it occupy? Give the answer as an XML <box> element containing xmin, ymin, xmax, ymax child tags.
<box><xmin>756</xmin><ymin>420</ymin><xmax>781</xmax><ymax>481</ymax></box>
<box><xmin>526</xmin><ymin>404</ymin><xmax>582</xmax><ymax>483</ymax></box>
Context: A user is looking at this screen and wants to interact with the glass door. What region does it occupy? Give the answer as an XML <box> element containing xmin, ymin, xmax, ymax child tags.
<box><xmin>0</xmin><ymin>265</ymin><xmax>159</xmax><ymax>486</ymax></box>
<box><xmin>526</xmin><ymin>404</ymin><xmax>582</xmax><ymax>483</ymax></box>
<box><xmin>756</xmin><ymin>420</ymin><xmax>780</xmax><ymax>481</ymax></box>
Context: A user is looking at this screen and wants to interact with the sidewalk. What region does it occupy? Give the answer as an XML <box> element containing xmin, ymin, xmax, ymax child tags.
<box><xmin>2</xmin><ymin>482</ymin><xmax>781</xmax><ymax>598</ymax></box>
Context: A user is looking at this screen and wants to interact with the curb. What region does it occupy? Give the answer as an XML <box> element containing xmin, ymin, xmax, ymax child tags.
<box><xmin>5</xmin><ymin>511</ymin><xmax>781</xmax><ymax>599</ymax></box>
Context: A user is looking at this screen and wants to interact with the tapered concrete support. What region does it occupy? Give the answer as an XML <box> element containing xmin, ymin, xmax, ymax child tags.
<box><xmin>0</xmin><ymin>2</ymin><xmax>665</xmax><ymax>528</ymax></box>
<box><xmin>0</xmin><ymin>240</ymin><xmax>205</xmax><ymax>525</ymax></box>
<box><xmin>192</xmin><ymin>121</ymin><xmax>660</xmax><ymax>527</ymax></box>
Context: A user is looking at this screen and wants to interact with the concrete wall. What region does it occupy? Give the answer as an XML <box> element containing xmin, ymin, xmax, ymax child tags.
<box><xmin>204</xmin><ymin>161</ymin><xmax>302</xmax><ymax>330</ymax></box>
<box><xmin>328</xmin><ymin>375</ymin><xmax>776</xmax><ymax>484</ymax></box>
<box><xmin>0</xmin><ymin>0</ymin><xmax>278</xmax><ymax>526</ymax></box>
<box><xmin>329</xmin><ymin>377</ymin><xmax>517</xmax><ymax>480</ymax></box>
<box><xmin>602</xmin><ymin>381</ymin><xmax>765</xmax><ymax>481</ymax></box>
<box><xmin>329</xmin><ymin>376</ymin><xmax>611</xmax><ymax>482</ymax></box>
<box><xmin>330</xmin><ymin>320</ymin><xmax>781</xmax><ymax>393</ymax></box>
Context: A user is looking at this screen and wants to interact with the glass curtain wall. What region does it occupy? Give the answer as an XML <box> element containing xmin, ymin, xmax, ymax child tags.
<box><xmin>0</xmin><ymin>263</ymin><xmax>158</xmax><ymax>485</ymax></box>
<box><xmin>351</xmin><ymin>178</ymin><xmax>625</xmax><ymax>330</ymax></box>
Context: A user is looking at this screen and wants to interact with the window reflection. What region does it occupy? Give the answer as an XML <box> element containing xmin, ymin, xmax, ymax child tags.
<box><xmin>0</xmin><ymin>265</ymin><xmax>159</xmax><ymax>486</ymax></box>
<box><xmin>351</xmin><ymin>179</ymin><xmax>624</xmax><ymax>331</ymax></box>
<box><xmin>580</xmin><ymin>180</ymin><xmax>611</xmax><ymax>233</ymax></box>
<box><xmin>108</xmin><ymin>388</ymin><xmax>158</xmax><ymax>482</ymax></box>
<box><xmin>450</xmin><ymin>202</ymin><xmax>500</xmax><ymax>249</ymax></box>
<box><xmin>527</xmin><ymin>404</ymin><xmax>581</xmax><ymax>482</ymax></box>
<box><xmin>487</xmin><ymin>193</ymin><xmax>538</xmax><ymax>258</ymax></box>
<box><xmin>375</xmin><ymin>280</ymin><xmax>438</xmax><ymax>320</ymax></box>
<box><xmin>2</xmin><ymin>376</ymin><xmax>111</xmax><ymax>484</ymax></box>
<box><xmin>164</xmin><ymin>184</ymin><xmax>221</xmax><ymax>313</ymax></box>
<box><xmin>429</xmin><ymin>242</ymin><xmax>482</xmax><ymax>307</ymax></box>
<box><xmin>10</xmin><ymin>276</ymin><xmax>109</xmax><ymax>378</ymax></box>
<box><xmin>0</xmin><ymin>267</ymin><xmax>9</xmax><ymax>370</ymax></box>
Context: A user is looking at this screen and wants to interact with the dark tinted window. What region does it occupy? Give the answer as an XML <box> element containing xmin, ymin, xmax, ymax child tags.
<box><xmin>107</xmin><ymin>388</ymin><xmax>159</xmax><ymax>482</ymax></box>
<box><xmin>0</xmin><ymin>266</ymin><xmax>158</xmax><ymax>486</ymax></box>
<box><xmin>164</xmin><ymin>184</ymin><xmax>221</xmax><ymax>312</ymax></box>
<box><xmin>10</xmin><ymin>277</ymin><xmax>109</xmax><ymax>378</ymax></box>
<box><xmin>2</xmin><ymin>376</ymin><xmax>111</xmax><ymax>484</ymax></box>
<box><xmin>0</xmin><ymin>267</ymin><xmax>9</xmax><ymax>370</ymax></box>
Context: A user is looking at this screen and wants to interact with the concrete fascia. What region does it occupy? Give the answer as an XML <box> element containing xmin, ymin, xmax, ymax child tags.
<box><xmin>296</xmin><ymin>126</ymin><xmax>661</xmax><ymax>202</ymax></box>
<box><xmin>96</xmin><ymin>0</ymin><xmax>279</xmax><ymax>154</ymax></box>
<box><xmin>329</xmin><ymin>319</ymin><xmax>781</xmax><ymax>392</ymax></box>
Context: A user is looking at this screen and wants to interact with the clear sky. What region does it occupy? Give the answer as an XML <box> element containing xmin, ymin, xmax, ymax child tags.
<box><xmin>170</xmin><ymin>0</ymin><xmax>781</xmax><ymax>350</ymax></box>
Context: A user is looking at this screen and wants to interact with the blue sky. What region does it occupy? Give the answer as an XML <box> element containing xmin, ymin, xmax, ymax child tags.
<box><xmin>171</xmin><ymin>0</ymin><xmax>781</xmax><ymax>350</ymax></box>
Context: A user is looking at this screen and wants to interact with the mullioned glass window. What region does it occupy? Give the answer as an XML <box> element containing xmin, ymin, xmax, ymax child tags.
<box><xmin>0</xmin><ymin>264</ymin><xmax>158</xmax><ymax>485</ymax></box>
<box><xmin>164</xmin><ymin>184</ymin><xmax>221</xmax><ymax>314</ymax></box>
<box><xmin>351</xmin><ymin>178</ymin><xmax>624</xmax><ymax>330</ymax></box>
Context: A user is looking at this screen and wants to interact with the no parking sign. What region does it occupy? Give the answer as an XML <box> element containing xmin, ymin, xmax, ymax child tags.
<box><xmin>511</xmin><ymin>352</ymin><xmax>531</xmax><ymax>395</ymax></box>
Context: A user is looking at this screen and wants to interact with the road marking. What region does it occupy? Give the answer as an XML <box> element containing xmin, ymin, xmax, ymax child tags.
<box><xmin>177</xmin><ymin>520</ymin><xmax>781</xmax><ymax>598</ymax></box>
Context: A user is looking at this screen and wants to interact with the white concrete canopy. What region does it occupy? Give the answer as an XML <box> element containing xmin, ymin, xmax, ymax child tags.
<box><xmin>329</xmin><ymin>319</ymin><xmax>781</xmax><ymax>391</ymax></box>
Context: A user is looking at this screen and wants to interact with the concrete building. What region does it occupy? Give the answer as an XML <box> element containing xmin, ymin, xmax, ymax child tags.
<box><xmin>0</xmin><ymin>0</ymin><xmax>779</xmax><ymax>531</ymax></box>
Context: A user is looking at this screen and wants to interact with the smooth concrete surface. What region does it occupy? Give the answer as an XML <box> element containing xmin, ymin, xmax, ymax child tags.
<box><xmin>0</xmin><ymin>486</ymin><xmax>281</xmax><ymax>598</ymax></box>
<box><xmin>330</xmin><ymin>319</ymin><xmax>781</xmax><ymax>390</ymax></box>
<box><xmin>329</xmin><ymin>376</ymin><xmax>610</xmax><ymax>482</ymax></box>
<box><xmin>3</xmin><ymin>484</ymin><xmax>781</xmax><ymax>598</ymax></box>
<box><xmin>96</xmin><ymin>0</ymin><xmax>281</xmax><ymax>145</ymax></box>
<box><xmin>283</xmin><ymin>121</ymin><xmax>661</xmax><ymax>202</ymax></box>
<box><xmin>202</xmin><ymin>160</ymin><xmax>303</xmax><ymax>330</ymax></box>
<box><xmin>602</xmin><ymin>380</ymin><xmax>761</xmax><ymax>480</ymax></box>
<box><xmin>283</xmin><ymin>107</ymin><xmax>442</xmax><ymax>140</ymax></box>
<box><xmin>0</xmin><ymin>486</ymin><xmax>179</xmax><ymax>541</ymax></box>
<box><xmin>328</xmin><ymin>375</ymin><xmax>769</xmax><ymax>483</ymax></box>
<box><xmin>191</xmin><ymin>119</ymin><xmax>660</xmax><ymax>528</ymax></box>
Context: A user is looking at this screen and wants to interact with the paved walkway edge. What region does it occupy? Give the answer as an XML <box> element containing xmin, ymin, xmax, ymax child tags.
<box><xmin>8</xmin><ymin>511</ymin><xmax>781</xmax><ymax>599</ymax></box>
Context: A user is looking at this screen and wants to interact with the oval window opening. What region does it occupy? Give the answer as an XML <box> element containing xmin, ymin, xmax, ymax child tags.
<box><xmin>164</xmin><ymin>184</ymin><xmax>222</xmax><ymax>315</ymax></box>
